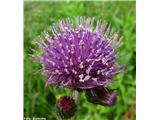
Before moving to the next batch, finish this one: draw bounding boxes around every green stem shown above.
[70,90,80,120]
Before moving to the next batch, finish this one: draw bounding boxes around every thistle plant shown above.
[32,16,124,119]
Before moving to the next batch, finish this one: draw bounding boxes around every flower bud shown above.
[56,96,77,119]
[85,86,117,106]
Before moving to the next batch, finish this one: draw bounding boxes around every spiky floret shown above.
[33,16,123,90]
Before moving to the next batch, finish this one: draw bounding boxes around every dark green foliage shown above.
[24,1,136,120]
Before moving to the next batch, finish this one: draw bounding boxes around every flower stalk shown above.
[70,90,79,120]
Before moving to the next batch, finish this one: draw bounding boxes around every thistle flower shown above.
[33,16,123,106]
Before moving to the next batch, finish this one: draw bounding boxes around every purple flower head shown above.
[33,16,125,106]
[34,16,123,90]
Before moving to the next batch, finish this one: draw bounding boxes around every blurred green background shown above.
[24,1,136,120]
